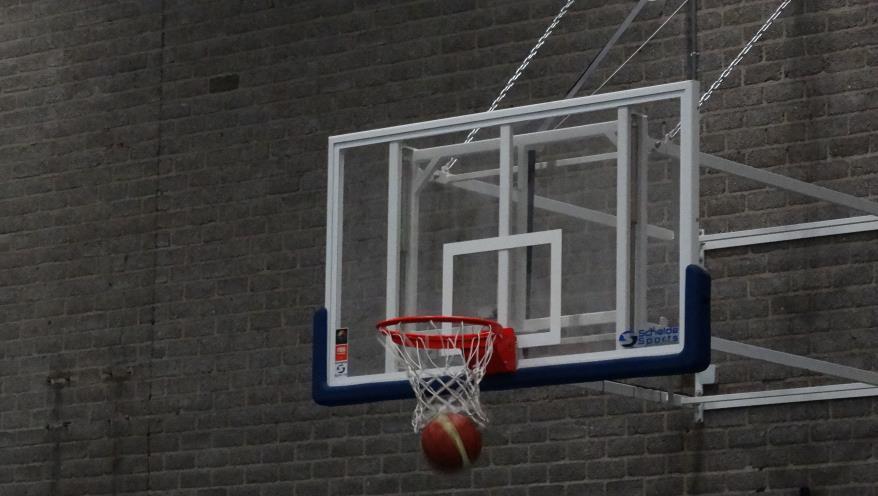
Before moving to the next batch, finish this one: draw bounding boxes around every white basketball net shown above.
[380,319,496,432]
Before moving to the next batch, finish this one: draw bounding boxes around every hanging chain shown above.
[442,0,576,172]
[664,0,793,142]
[482,0,576,116]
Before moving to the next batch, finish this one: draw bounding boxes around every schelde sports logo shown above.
[618,330,638,347]
[618,326,680,348]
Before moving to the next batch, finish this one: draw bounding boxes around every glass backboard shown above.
[314,81,710,405]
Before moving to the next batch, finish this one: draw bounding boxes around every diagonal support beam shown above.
[657,141,878,216]
[413,157,442,194]
[577,380,679,404]
[535,0,654,133]
[712,337,878,386]
[565,0,654,99]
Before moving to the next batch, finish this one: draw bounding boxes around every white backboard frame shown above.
[324,80,700,388]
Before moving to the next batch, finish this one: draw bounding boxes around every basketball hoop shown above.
[377,316,516,432]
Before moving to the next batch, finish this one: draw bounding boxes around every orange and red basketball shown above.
[420,412,482,472]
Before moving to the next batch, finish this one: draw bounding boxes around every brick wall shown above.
[1,0,876,495]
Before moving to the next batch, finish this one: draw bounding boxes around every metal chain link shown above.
[664,0,793,142]
[443,0,576,172]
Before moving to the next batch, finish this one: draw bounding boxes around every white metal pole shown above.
[385,142,402,372]
[678,81,700,341]
[404,171,421,316]
[615,107,632,348]
[701,215,878,250]
[634,114,649,331]
[498,125,514,326]
[326,145,345,384]
[442,250,454,317]
[511,145,529,334]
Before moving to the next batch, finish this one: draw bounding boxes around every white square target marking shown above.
[442,229,562,348]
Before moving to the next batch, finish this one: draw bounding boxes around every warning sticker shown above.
[334,328,348,377]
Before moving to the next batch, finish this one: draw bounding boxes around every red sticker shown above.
[335,344,348,361]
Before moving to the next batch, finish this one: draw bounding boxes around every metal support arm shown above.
[712,338,878,386]
[681,382,878,410]
[657,141,878,216]
[701,215,878,250]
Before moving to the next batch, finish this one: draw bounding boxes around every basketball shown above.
[420,412,482,472]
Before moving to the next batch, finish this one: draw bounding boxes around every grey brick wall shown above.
[1,0,877,495]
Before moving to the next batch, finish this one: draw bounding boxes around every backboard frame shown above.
[314,80,711,406]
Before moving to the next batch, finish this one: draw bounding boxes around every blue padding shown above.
[313,264,710,406]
